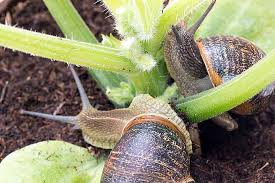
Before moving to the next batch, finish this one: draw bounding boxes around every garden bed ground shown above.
[0,0,274,182]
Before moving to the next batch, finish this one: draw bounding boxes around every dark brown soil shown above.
[0,0,274,182]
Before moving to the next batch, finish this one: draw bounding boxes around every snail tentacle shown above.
[21,66,192,151]
[20,65,93,126]
[69,65,93,111]
[188,0,216,35]
[20,110,77,124]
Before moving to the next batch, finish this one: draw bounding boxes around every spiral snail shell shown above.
[102,114,194,183]
[164,0,275,129]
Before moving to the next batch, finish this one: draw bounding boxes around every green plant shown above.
[0,141,105,183]
[0,0,274,120]
[0,0,274,182]
[0,0,274,121]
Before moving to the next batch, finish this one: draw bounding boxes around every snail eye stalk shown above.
[20,65,93,125]
[188,0,216,35]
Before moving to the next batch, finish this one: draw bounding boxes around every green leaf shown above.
[191,0,275,52]
[157,83,180,103]
[101,34,122,48]
[0,141,106,183]
[43,0,97,43]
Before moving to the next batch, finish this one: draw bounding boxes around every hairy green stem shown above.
[43,0,97,43]
[43,0,127,91]
[44,0,166,98]
[0,24,136,73]
[177,50,275,123]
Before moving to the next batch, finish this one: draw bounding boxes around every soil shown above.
[0,0,274,182]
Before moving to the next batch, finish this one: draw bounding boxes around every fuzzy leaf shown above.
[130,0,163,40]
[120,37,157,71]
[0,141,106,183]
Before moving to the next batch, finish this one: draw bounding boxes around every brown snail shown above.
[102,114,194,183]
[21,65,194,182]
[164,0,275,130]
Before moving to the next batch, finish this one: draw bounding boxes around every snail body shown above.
[164,0,275,117]
[77,94,192,153]
[21,65,194,181]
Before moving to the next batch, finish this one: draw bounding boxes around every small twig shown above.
[5,11,12,25]
[257,162,269,172]
[0,138,6,159]
[0,81,8,103]
[53,102,66,115]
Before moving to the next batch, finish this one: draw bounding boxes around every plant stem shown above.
[44,0,166,97]
[0,24,136,73]
[43,0,127,91]
[43,0,97,43]
[130,61,167,97]
[177,50,275,123]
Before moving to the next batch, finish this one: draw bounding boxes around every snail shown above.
[164,0,275,130]
[21,65,194,182]
[102,114,195,183]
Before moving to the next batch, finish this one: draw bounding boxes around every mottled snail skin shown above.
[197,36,274,115]
[78,108,139,149]
[102,115,194,183]
[77,94,193,153]
[21,65,192,153]
[164,21,207,97]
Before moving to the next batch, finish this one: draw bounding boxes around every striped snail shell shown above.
[197,36,274,115]
[164,0,275,116]
[101,114,194,183]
